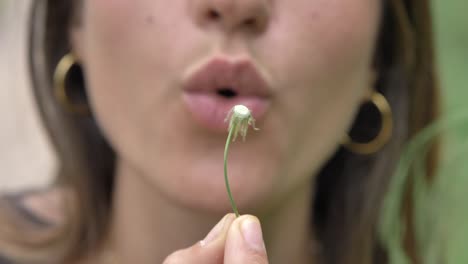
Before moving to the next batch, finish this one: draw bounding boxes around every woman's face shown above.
[72,0,381,212]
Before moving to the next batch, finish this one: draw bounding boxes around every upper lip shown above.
[183,56,271,97]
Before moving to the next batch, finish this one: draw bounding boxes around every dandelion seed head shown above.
[225,104,258,142]
[233,105,250,118]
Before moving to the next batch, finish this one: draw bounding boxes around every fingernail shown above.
[241,218,266,252]
[201,214,229,246]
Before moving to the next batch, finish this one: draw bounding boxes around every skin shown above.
[70,0,381,262]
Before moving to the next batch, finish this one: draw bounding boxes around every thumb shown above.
[224,215,269,264]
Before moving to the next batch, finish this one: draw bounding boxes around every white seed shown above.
[233,105,250,119]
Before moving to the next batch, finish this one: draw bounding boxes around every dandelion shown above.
[224,105,259,217]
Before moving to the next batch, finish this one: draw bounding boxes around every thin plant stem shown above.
[224,123,240,217]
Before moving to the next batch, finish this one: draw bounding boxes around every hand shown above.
[163,214,269,264]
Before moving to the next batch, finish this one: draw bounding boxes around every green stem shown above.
[224,124,240,217]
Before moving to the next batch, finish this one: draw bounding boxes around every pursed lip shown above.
[182,55,271,131]
[183,56,271,97]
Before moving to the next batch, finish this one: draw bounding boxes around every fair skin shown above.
[66,0,382,263]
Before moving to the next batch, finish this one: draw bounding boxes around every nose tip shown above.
[194,0,270,34]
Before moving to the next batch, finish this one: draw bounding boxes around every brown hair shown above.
[0,0,439,263]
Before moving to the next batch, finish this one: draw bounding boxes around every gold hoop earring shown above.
[53,53,89,114]
[342,91,393,155]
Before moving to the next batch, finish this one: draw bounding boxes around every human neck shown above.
[102,159,317,263]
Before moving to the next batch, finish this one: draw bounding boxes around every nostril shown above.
[243,18,256,27]
[207,9,221,20]
[217,88,238,98]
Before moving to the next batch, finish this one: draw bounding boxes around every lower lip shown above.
[182,91,269,131]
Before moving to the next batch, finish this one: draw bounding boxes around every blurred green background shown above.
[432,2,468,263]
[434,0,468,114]
[380,2,468,263]
[433,0,468,157]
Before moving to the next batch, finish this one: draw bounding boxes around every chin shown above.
[150,154,279,215]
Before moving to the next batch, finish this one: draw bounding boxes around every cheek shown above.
[82,0,199,64]
[81,0,182,86]
[259,0,381,183]
[270,0,380,66]
[79,0,199,156]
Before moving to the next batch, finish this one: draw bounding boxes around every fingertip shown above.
[225,215,268,264]
[239,216,266,253]
[231,214,260,226]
